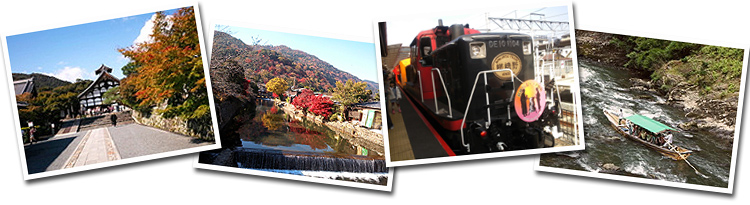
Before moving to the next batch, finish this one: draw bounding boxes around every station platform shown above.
[388,87,455,161]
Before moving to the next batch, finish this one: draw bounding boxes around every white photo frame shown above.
[375,2,586,167]
[534,26,748,194]
[2,1,221,180]
[193,20,394,192]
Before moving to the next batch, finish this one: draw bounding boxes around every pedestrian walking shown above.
[387,82,402,113]
[29,127,36,144]
[110,114,118,127]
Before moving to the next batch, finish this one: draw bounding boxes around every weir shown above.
[235,148,387,173]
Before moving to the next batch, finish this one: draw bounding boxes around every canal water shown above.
[540,62,734,188]
[235,100,386,173]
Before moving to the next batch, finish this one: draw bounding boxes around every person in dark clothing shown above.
[110,114,118,127]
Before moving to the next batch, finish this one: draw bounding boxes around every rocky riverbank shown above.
[577,30,739,142]
[629,75,737,142]
[575,29,630,69]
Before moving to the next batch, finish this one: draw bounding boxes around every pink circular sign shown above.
[514,80,546,122]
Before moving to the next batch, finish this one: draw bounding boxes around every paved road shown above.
[107,124,213,159]
[24,133,84,174]
[24,123,214,174]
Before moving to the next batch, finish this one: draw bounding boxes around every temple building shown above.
[13,77,36,108]
[78,64,120,114]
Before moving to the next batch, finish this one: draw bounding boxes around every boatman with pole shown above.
[663,131,673,147]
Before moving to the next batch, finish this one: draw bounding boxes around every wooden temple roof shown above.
[77,65,120,98]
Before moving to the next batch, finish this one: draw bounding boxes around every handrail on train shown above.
[459,69,516,152]
[430,68,453,118]
[417,70,424,102]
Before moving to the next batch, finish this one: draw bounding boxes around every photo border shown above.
[192,19,394,192]
[534,25,748,194]
[374,1,586,167]
[1,1,222,180]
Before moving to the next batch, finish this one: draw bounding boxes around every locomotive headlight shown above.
[523,41,532,55]
[469,42,486,59]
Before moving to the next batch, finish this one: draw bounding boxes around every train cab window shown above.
[419,37,433,66]
[419,37,432,57]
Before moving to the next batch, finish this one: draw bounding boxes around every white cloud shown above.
[117,55,130,63]
[53,66,86,82]
[133,13,173,45]
[133,14,158,45]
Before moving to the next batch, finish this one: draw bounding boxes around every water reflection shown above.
[235,100,380,158]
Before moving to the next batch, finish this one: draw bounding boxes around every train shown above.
[392,20,559,154]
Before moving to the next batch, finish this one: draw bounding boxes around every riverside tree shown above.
[291,89,314,111]
[308,95,334,118]
[331,79,372,119]
[331,79,372,107]
[265,77,289,98]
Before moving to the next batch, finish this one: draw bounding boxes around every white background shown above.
[1,0,748,203]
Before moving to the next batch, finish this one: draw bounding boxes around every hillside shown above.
[12,73,71,91]
[363,79,379,94]
[211,31,378,93]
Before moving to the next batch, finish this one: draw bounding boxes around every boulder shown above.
[602,163,620,171]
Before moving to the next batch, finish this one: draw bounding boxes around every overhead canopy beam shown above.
[488,17,569,32]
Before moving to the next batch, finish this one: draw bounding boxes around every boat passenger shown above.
[627,121,634,135]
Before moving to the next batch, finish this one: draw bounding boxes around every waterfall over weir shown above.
[235,148,387,173]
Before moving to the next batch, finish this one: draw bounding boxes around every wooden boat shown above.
[603,109,692,160]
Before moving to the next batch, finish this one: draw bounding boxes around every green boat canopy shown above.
[624,115,677,134]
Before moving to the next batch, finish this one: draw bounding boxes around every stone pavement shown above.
[63,127,121,169]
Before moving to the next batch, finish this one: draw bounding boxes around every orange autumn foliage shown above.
[118,7,209,120]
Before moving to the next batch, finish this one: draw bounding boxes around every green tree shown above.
[121,61,140,76]
[102,86,121,105]
[624,37,699,70]
[331,79,372,107]
[265,77,289,97]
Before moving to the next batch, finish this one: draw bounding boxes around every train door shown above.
[413,36,435,100]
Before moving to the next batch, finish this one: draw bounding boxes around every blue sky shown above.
[386,6,570,45]
[5,8,181,82]
[223,25,379,82]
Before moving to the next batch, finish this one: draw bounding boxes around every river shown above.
[235,99,386,171]
[238,100,384,158]
[539,62,734,188]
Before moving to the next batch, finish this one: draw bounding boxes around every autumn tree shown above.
[331,79,372,107]
[308,95,334,118]
[118,7,209,122]
[117,7,213,139]
[291,89,313,111]
[265,77,288,98]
